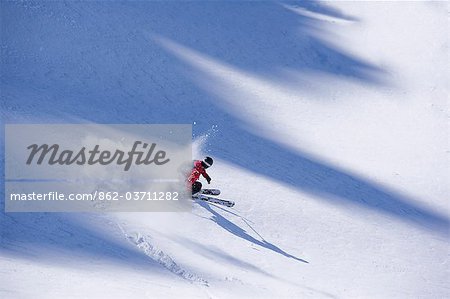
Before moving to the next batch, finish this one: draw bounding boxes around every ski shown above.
[193,194,235,207]
[200,188,221,196]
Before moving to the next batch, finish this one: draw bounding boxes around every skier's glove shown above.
[206,178,211,184]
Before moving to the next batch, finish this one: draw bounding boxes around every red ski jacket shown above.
[188,160,211,184]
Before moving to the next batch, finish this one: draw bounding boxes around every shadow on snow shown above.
[196,201,308,263]
[1,1,448,267]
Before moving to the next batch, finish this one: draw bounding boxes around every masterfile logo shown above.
[5,124,192,212]
[26,141,170,171]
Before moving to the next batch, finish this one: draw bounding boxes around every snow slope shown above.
[1,1,449,298]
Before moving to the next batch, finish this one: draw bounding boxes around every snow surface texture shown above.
[1,1,449,298]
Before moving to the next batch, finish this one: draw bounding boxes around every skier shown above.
[188,156,213,195]
[187,156,233,207]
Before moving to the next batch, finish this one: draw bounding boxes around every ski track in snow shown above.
[120,227,209,286]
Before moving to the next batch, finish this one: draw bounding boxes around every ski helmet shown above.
[203,156,213,168]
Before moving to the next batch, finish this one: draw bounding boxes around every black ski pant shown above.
[192,181,202,195]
